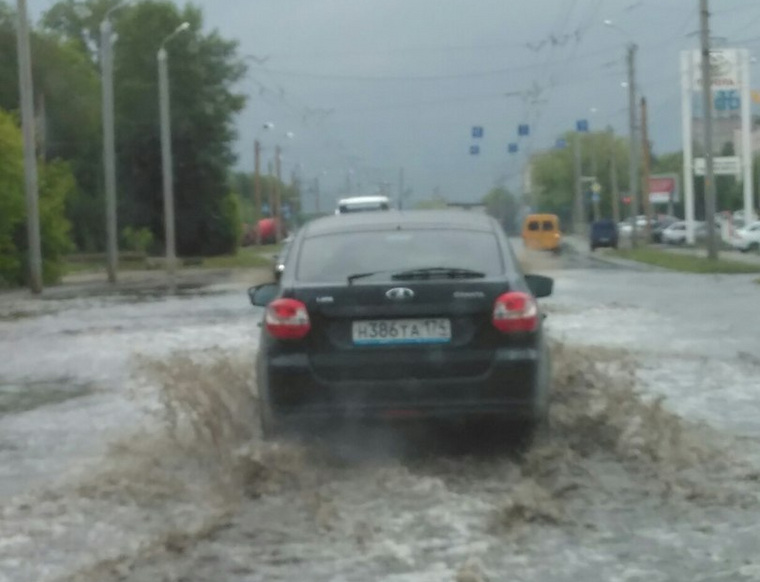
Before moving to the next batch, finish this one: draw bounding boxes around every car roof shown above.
[337,195,390,205]
[303,209,498,236]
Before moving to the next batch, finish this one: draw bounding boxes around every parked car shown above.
[248,210,554,439]
[730,221,760,253]
[650,216,679,243]
[590,219,618,251]
[522,213,561,253]
[662,220,719,245]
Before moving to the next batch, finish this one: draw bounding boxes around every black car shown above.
[248,210,554,438]
[590,219,619,251]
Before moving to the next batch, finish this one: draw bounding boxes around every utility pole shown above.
[398,167,405,210]
[573,134,584,234]
[700,0,718,260]
[16,0,43,294]
[611,149,621,224]
[641,96,653,241]
[267,160,274,220]
[627,42,640,247]
[591,135,600,222]
[158,47,176,284]
[254,139,261,244]
[314,177,321,214]
[101,17,118,283]
[275,145,282,243]
[608,126,621,224]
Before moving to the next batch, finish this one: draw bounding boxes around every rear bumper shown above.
[258,347,549,423]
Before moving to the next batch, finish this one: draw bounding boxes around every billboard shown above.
[692,49,740,90]
[649,175,679,205]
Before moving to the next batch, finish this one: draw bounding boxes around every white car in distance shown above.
[731,221,760,253]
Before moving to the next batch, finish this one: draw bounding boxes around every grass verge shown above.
[64,245,277,275]
[611,248,760,274]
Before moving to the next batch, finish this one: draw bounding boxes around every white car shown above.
[731,221,760,253]
[335,196,391,214]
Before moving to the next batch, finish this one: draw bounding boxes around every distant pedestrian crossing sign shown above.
[470,145,480,155]
[472,126,484,138]
[508,143,518,153]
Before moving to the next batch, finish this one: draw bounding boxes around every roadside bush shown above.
[0,109,74,287]
[122,225,155,254]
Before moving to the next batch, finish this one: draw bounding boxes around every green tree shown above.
[0,108,73,287]
[41,0,248,256]
[0,108,25,286]
[1,1,102,251]
[530,131,630,229]
[482,187,519,234]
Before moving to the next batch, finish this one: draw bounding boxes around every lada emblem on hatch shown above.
[385,287,415,301]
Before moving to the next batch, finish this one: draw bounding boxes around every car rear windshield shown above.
[296,228,505,282]
[542,220,555,231]
[338,202,389,213]
[527,221,539,231]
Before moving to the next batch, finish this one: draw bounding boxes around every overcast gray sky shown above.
[30,0,760,208]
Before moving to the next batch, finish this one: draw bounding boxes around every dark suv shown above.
[248,210,554,438]
[590,219,619,251]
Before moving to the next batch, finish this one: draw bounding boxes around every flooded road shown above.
[1,251,759,582]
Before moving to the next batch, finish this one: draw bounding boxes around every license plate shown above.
[352,318,451,345]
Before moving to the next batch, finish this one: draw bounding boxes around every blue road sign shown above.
[472,126,484,138]
[470,145,480,155]
[576,119,589,132]
[508,143,519,154]
[714,90,740,112]
[282,204,292,220]
[555,138,567,149]
[262,203,270,215]
[518,124,530,136]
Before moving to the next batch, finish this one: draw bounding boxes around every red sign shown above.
[649,177,676,204]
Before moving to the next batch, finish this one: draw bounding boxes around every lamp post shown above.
[157,22,190,286]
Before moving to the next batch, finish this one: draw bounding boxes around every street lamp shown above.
[603,18,640,247]
[157,21,190,286]
[100,0,130,284]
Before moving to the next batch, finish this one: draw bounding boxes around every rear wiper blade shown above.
[347,270,390,285]
[391,267,486,280]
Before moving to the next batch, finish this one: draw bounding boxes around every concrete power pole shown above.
[641,96,653,241]
[608,126,621,224]
[627,42,640,247]
[16,0,43,294]
[254,140,261,244]
[573,134,584,234]
[398,167,405,210]
[591,135,600,222]
[101,17,118,283]
[158,47,177,283]
[275,145,282,243]
[700,0,719,260]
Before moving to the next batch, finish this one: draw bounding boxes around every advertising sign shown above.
[649,176,679,204]
[692,49,740,90]
[693,156,741,176]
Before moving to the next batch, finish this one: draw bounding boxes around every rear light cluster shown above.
[266,298,311,339]
[492,291,538,333]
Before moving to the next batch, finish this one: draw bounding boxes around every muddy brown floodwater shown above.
[1,252,759,582]
[56,340,760,582]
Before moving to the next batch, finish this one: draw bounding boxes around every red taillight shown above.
[492,292,538,333]
[265,298,311,340]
